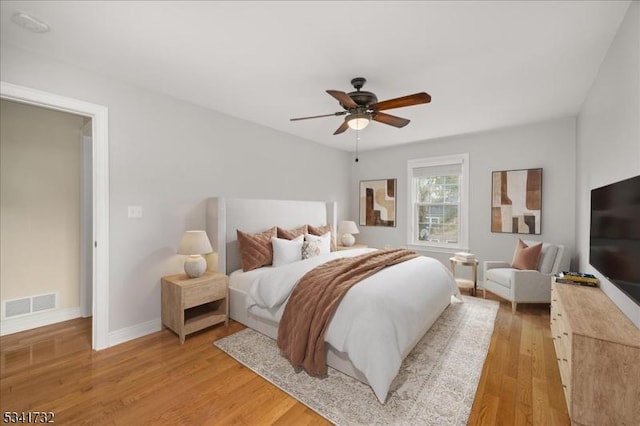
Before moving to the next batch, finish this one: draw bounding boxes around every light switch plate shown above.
[127,205,142,218]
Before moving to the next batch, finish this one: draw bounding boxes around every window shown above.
[407,153,469,251]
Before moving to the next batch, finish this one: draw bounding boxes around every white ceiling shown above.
[0,1,631,151]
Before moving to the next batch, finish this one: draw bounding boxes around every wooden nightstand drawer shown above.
[183,279,227,308]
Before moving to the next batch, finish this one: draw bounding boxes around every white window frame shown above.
[407,153,469,253]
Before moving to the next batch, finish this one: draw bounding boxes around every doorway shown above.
[0,81,109,350]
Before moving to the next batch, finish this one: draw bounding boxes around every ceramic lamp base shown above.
[184,255,206,278]
[341,233,355,247]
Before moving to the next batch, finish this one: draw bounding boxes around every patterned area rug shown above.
[214,296,499,425]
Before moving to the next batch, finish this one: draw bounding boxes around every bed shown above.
[206,197,459,403]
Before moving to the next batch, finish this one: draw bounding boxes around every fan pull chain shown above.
[355,129,360,163]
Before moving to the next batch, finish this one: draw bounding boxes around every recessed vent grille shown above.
[32,293,56,312]
[3,293,58,318]
[5,298,31,317]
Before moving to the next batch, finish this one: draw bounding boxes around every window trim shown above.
[406,153,469,252]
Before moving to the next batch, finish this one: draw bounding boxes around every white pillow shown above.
[271,236,303,267]
[304,232,331,255]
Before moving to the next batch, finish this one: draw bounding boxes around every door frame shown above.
[1,81,110,350]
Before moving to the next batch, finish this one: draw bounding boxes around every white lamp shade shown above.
[338,220,360,235]
[177,230,213,255]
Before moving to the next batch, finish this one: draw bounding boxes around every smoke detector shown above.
[11,12,50,33]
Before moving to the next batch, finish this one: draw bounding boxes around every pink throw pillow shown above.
[511,239,542,270]
[237,227,277,271]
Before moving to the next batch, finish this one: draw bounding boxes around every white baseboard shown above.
[0,307,81,336]
[108,318,162,347]
[1,312,163,348]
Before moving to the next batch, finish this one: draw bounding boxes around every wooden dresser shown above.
[550,279,640,425]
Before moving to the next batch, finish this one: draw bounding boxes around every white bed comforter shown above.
[245,248,459,403]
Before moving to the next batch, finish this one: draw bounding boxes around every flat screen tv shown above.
[590,174,640,306]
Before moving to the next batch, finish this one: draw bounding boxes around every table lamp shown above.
[338,220,360,247]
[177,230,213,278]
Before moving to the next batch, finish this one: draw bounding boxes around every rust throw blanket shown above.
[277,248,419,376]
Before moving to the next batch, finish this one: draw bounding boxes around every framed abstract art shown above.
[359,179,397,227]
[491,168,542,234]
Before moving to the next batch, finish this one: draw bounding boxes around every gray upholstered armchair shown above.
[483,241,570,313]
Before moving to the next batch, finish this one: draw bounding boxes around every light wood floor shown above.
[1,292,569,425]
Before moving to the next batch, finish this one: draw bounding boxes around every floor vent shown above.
[3,293,58,318]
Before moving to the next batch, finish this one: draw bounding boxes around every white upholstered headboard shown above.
[206,198,337,274]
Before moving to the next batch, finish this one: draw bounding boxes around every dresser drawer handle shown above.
[562,358,568,362]
[557,313,562,316]
[563,332,569,336]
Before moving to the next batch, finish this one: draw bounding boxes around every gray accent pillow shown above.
[538,245,559,274]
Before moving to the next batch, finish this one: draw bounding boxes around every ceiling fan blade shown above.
[290,111,347,121]
[327,90,358,108]
[371,92,431,111]
[373,112,411,128]
[333,121,349,135]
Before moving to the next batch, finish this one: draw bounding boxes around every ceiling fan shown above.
[290,77,431,135]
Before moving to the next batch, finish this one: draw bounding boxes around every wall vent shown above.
[2,293,58,318]
[32,293,56,312]
[5,298,31,317]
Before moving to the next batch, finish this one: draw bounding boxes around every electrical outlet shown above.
[127,205,143,218]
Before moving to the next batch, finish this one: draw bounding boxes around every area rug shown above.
[214,296,499,425]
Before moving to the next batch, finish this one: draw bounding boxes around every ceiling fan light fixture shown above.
[290,77,430,136]
[347,112,370,130]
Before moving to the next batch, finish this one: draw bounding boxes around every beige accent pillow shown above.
[304,232,331,255]
[237,227,277,272]
[302,240,322,259]
[276,225,308,240]
[308,224,336,251]
[511,239,543,270]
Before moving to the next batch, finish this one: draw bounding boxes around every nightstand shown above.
[449,257,480,297]
[161,271,228,344]
[336,244,368,251]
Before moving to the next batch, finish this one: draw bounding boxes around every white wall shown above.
[1,99,84,311]
[349,117,577,274]
[576,2,639,327]
[1,2,636,339]
[0,43,351,337]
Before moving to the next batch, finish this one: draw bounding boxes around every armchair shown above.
[483,240,570,313]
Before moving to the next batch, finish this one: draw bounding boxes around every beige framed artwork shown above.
[359,179,397,227]
[491,168,542,234]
